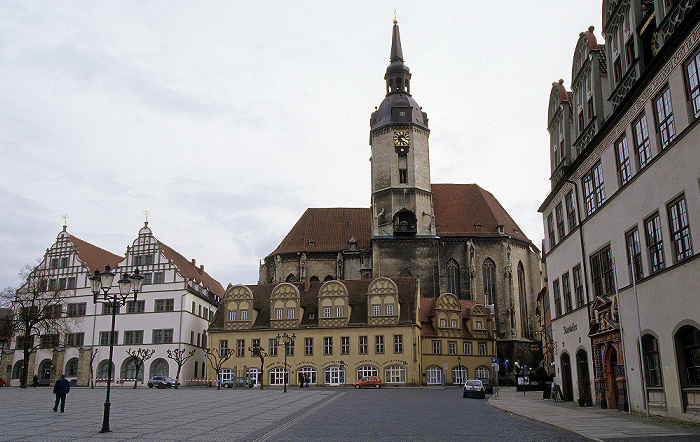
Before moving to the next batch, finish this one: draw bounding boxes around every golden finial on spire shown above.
[61,214,68,226]
[393,9,397,24]
[142,210,149,223]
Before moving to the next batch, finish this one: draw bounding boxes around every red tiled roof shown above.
[432,183,530,242]
[268,208,372,257]
[158,241,225,297]
[69,235,123,273]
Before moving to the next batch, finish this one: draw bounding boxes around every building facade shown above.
[208,277,496,387]
[540,0,700,421]
[258,19,543,374]
[1,223,222,387]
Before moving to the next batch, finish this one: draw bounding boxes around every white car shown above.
[462,379,486,398]
[147,376,179,388]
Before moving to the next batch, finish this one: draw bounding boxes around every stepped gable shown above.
[69,235,123,273]
[157,241,224,297]
[268,208,371,256]
[432,183,529,242]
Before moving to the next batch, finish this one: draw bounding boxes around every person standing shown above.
[53,374,70,412]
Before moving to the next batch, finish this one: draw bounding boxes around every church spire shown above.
[385,19,411,95]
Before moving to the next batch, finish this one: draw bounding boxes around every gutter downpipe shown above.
[565,180,597,392]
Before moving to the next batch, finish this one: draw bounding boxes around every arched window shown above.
[399,268,412,277]
[483,259,496,306]
[324,366,345,385]
[518,262,528,337]
[65,358,79,378]
[97,360,114,380]
[323,275,334,281]
[447,259,460,298]
[453,366,467,385]
[385,365,406,384]
[121,357,143,381]
[426,366,442,385]
[393,209,417,236]
[475,366,490,379]
[150,358,169,378]
[356,365,378,381]
[642,334,662,387]
[286,274,297,283]
[297,367,317,385]
[269,367,288,385]
[12,361,24,379]
[220,368,232,382]
[247,367,260,385]
[309,276,319,282]
[675,325,700,387]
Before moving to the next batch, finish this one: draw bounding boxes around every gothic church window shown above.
[482,259,496,306]
[446,259,460,298]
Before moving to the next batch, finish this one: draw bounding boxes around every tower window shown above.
[398,153,407,183]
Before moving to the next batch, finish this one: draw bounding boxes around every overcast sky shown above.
[0,1,604,290]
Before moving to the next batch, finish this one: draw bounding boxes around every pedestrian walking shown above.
[299,372,305,388]
[32,374,39,387]
[53,374,70,412]
[304,373,310,387]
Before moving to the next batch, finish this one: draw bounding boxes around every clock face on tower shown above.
[393,130,410,147]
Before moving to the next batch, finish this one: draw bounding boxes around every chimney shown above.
[191,258,196,267]
[200,264,204,273]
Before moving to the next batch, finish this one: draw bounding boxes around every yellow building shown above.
[207,277,495,387]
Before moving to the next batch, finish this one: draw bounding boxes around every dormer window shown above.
[241,310,248,321]
[287,308,295,319]
[440,319,446,327]
[386,305,394,315]
[276,309,283,320]
[451,320,457,328]
[337,306,343,317]
[476,321,483,329]
[373,305,380,316]
[229,311,236,321]
[324,307,331,318]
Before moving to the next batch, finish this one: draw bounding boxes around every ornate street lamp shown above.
[90,265,143,433]
[276,332,295,393]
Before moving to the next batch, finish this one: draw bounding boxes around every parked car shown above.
[463,379,486,398]
[477,377,494,394]
[0,377,6,387]
[222,377,254,388]
[147,376,179,388]
[353,376,382,389]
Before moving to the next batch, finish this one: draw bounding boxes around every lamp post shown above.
[276,332,295,393]
[89,265,143,433]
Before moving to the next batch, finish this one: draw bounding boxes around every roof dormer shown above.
[318,280,350,328]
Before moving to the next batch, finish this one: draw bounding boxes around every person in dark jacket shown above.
[53,374,70,412]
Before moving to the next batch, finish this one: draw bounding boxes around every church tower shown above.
[370,19,439,297]
[370,19,434,238]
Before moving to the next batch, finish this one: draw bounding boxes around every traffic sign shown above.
[491,357,499,364]
[504,359,510,366]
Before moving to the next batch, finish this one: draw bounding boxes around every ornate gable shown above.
[318,280,350,328]
[223,285,255,330]
[270,283,301,329]
[434,293,462,337]
[367,277,400,326]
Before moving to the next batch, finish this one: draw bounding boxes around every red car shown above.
[353,376,382,389]
[0,378,6,387]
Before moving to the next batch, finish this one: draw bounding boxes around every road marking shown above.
[251,392,344,442]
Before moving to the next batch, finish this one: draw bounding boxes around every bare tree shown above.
[88,347,98,389]
[203,347,233,390]
[250,344,267,390]
[1,266,77,388]
[166,348,196,386]
[125,348,156,388]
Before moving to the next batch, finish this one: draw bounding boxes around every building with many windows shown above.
[208,277,495,387]
[1,222,222,387]
[256,19,543,375]
[540,0,700,421]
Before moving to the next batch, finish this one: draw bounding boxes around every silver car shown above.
[462,379,486,398]
[147,376,179,388]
